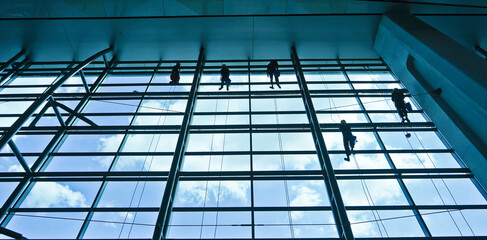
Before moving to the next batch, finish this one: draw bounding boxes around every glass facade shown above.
[0,53,486,239]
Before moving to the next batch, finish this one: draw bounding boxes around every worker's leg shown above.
[269,74,274,89]
[275,72,281,89]
[219,79,224,90]
[343,137,351,161]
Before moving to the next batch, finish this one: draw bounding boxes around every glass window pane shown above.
[174,181,251,207]
[254,180,330,207]
[6,212,87,239]
[21,181,101,208]
[98,181,166,207]
[84,212,157,239]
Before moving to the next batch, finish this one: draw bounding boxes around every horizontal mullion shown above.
[7,128,437,135]
[0,171,170,178]
[0,168,468,179]
[11,63,380,72]
[0,110,425,118]
[1,80,397,89]
[12,207,159,212]
[170,205,487,212]
[11,66,389,77]
[0,149,453,158]
[15,204,485,213]
[8,122,437,135]
[178,174,471,181]
[32,177,168,182]
[0,92,409,100]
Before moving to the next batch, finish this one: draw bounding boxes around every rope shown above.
[273,98,295,238]
[119,85,176,238]
[403,132,463,235]
[93,99,184,114]
[373,81,463,235]
[126,85,176,238]
[212,99,232,239]
[412,131,475,236]
[199,98,220,238]
[351,155,388,237]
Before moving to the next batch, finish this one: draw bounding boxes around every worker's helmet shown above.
[340,120,346,124]
[222,64,227,67]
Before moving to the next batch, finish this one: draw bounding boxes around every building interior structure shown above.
[0,0,487,239]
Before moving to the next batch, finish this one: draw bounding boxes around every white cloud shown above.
[290,186,322,206]
[23,182,87,208]
[8,164,23,172]
[176,181,250,207]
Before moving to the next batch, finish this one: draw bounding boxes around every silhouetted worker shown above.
[391,88,410,123]
[340,120,356,161]
[169,62,181,84]
[219,64,231,91]
[267,60,281,89]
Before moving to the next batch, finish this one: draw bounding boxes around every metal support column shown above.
[152,47,205,240]
[291,47,354,240]
[0,47,112,152]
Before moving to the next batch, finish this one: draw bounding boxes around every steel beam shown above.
[475,45,487,60]
[48,96,66,127]
[152,48,205,240]
[0,226,27,240]
[53,101,98,126]
[7,141,31,174]
[291,47,354,239]
[79,70,91,93]
[0,47,112,152]
[0,48,113,226]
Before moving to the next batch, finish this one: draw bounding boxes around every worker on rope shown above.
[219,64,231,91]
[169,62,181,84]
[267,60,281,89]
[340,120,356,161]
[391,88,410,123]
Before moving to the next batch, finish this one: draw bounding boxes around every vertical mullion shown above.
[153,48,205,240]
[340,60,432,237]
[248,59,255,239]
[291,47,354,240]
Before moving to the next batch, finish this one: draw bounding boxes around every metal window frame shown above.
[0,50,485,240]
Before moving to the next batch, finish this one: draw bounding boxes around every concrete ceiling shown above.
[0,0,486,62]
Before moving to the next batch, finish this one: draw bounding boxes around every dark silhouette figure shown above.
[169,62,181,84]
[267,60,281,89]
[391,88,410,123]
[340,120,356,161]
[219,64,231,91]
